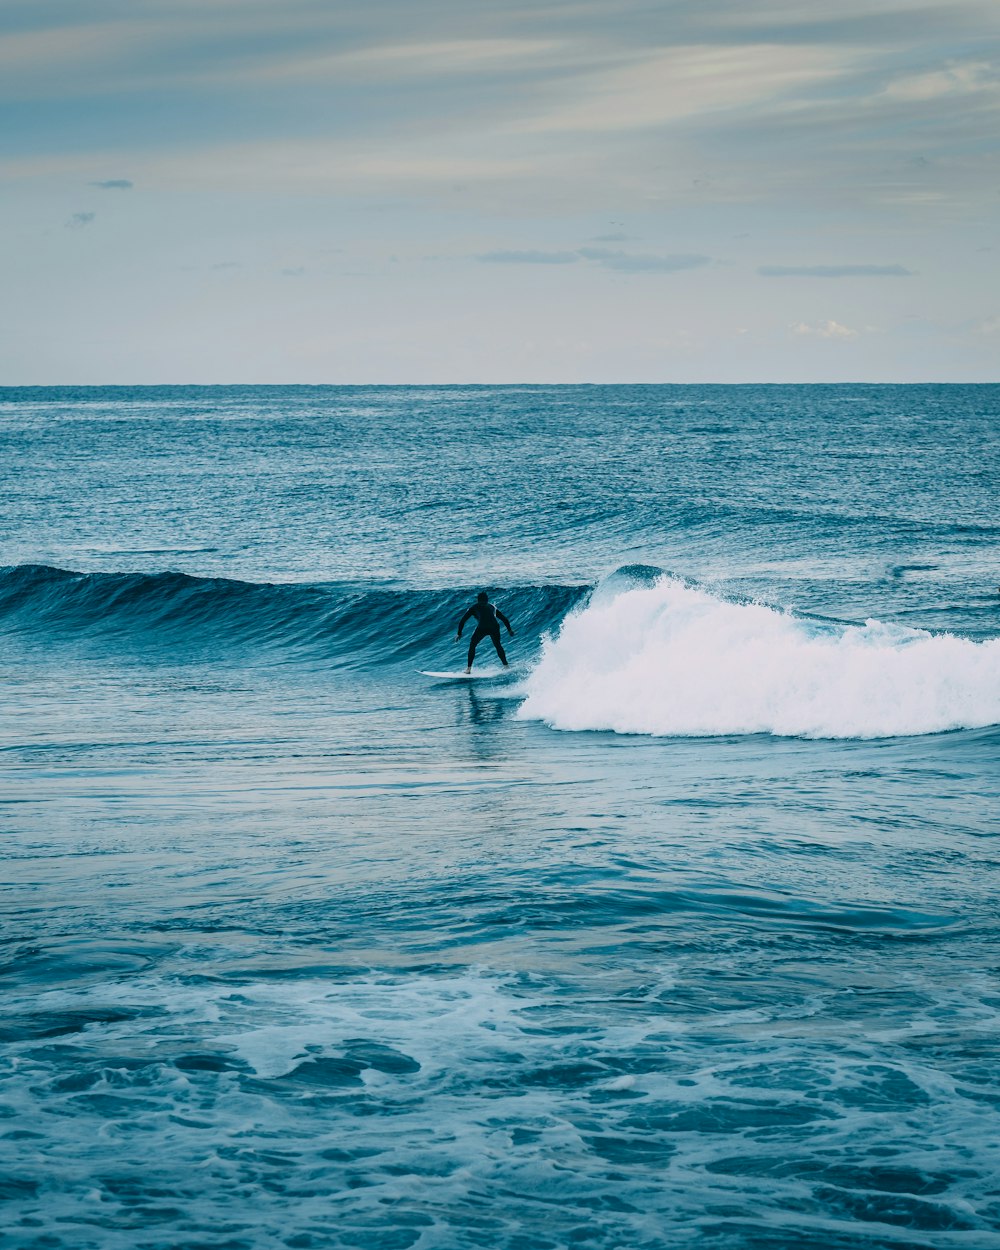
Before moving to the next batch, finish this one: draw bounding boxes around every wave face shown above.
[519,572,1000,739]
[0,565,585,668]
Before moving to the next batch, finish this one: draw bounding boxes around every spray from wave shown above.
[518,572,1000,739]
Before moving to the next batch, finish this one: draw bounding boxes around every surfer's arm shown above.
[496,609,514,635]
[456,606,475,638]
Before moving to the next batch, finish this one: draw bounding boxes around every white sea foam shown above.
[518,577,1000,738]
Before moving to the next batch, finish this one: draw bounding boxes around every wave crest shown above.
[518,575,1000,739]
[0,565,585,668]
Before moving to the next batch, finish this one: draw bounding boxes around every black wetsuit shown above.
[457,599,513,669]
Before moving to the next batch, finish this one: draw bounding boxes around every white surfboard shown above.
[419,669,504,680]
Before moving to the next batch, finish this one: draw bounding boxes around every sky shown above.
[1,0,999,383]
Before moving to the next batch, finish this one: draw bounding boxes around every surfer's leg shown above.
[467,627,486,671]
[490,629,509,666]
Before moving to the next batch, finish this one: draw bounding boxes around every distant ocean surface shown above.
[2,384,999,1250]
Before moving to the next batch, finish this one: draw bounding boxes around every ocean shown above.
[2,383,999,1250]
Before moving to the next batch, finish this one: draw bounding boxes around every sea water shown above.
[1,384,999,1250]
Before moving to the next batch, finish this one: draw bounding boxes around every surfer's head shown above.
[477,591,488,602]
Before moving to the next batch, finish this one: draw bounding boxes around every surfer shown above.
[457,592,514,674]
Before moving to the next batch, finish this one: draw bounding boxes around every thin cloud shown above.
[65,211,95,228]
[90,178,132,189]
[3,3,997,222]
[478,248,711,273]
[579,248,710,273]
[759,264,913,277]
[251,38,567,87]
[514,42,846,136]
[881,59,998,103]
[791,320,859,339]
[5,4,994,227]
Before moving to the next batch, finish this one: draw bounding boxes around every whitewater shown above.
[520,573,1000,739]
[2,384,1000,1250]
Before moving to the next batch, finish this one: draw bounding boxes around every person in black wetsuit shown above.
[457,592,514,673]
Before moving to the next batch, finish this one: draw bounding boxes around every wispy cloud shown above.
[65,211,95,228]
[90,178,132,189]
[881,59,999,103]
[513,43,846,136]
[4,1,997,224]
[760,264,912,277]
[248,38,568,87]
[578,248,709,273]
[791,320,859,339]
[478,247,710,273]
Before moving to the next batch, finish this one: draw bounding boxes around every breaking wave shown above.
[519,572,1000,739]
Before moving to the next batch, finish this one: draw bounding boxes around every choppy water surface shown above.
[2,385,999,1249]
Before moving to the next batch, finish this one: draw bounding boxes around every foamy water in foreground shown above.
[2,384,999,1250]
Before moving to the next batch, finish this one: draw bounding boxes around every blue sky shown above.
[2,0,998,382]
